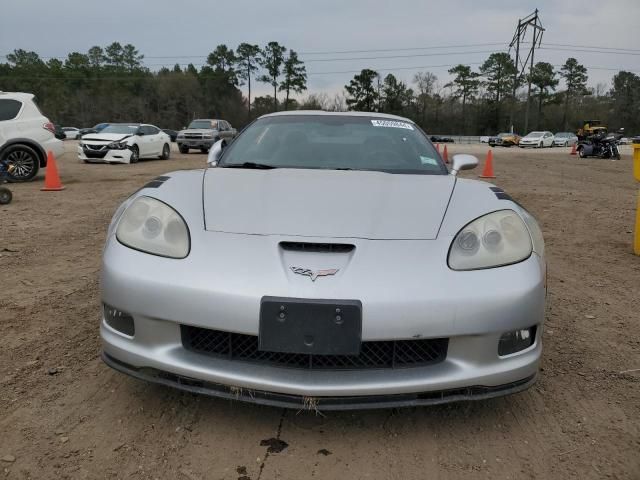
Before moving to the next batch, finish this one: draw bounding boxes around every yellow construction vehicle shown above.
[577,120,607,140]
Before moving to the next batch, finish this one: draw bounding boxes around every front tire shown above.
[179,145,189,154]
[160,143,170,160]
[0,187,12,205]
[578,146,586,158]
[200,147,210,154]
[130,145,139,164]
[4,144,40,182]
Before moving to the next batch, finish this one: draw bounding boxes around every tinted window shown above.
[101,125,139,135]
[188,120,212,129]
[0,99,23,121]
[143,125,159,135]
[220,115,447,175]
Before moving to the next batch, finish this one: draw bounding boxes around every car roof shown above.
[259,110,416,123]
[0,91,35,100]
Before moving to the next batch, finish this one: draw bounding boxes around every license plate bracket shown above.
[259,297,362,355]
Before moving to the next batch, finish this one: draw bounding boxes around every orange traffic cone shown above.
[41,151,65,191]
[442,144,449,164]
[479,150,496,179]
[570,143,577,155]
[435,143,440,154]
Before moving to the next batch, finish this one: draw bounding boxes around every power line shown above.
[541,46,640,56]
[1,42,509,61]
[298,42,506,55]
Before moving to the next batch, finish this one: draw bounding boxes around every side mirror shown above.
[207,139,227,167]
[450,154,478,176]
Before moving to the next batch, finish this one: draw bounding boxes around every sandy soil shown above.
[0,141,638,479]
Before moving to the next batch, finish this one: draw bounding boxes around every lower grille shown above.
[181,325,448,370]
[83,149,108,158]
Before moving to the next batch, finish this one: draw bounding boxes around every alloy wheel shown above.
[6,150,36,180]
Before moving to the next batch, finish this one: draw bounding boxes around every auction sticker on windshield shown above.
[371,120,414,130]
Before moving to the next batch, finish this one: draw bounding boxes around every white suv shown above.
[0,92,64,182]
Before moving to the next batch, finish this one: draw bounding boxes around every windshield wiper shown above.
[221,162,277,170]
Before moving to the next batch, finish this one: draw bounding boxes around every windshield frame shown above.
[217,114,449,175]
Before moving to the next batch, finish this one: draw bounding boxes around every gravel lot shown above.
[1,141,638,479]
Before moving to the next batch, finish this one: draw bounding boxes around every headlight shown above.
[177,134,185,139]
[116,196,190,258]
[519,208,545,257]
[448,210,532,270]
[107,141,129,149]
[203,134,213,139]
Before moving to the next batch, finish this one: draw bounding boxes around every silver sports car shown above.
[101,111,546,410]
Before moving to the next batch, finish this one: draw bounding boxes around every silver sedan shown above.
[100,111,546,410]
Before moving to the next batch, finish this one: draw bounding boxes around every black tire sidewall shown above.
[3,144,40,182]
[0,187,11,204]
[162,144,170,160]
[130,145,139,163]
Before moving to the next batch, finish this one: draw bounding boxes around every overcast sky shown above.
[3,0,640,100]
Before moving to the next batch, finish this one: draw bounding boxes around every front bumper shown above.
[101,230,546,406]
[103,352,537,410]
[177,139,215,149]
[77,145,133,164]
[519,140,542,147]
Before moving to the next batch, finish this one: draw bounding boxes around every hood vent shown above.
[279,242,355,253]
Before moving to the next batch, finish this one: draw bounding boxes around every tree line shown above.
[0,41,307,130]
[343,54,640,135]
[1,42,639,135]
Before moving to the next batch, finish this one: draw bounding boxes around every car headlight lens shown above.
[448,210,532,270]
[107,141,129,150]
[203,134,213,139]
[116,196,190,258]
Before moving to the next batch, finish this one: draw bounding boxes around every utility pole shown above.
[509,9,544,133]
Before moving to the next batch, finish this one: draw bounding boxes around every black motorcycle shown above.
[576,133,621,160]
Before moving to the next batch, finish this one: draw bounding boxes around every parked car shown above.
[519,131,554,148]
[78,123,171,164]
[0,91,64,182]
[78,123,110,138]
[162,129,178,142]
[430,135,454,143]
[488,132,521,147]
[54,124,66,140]
[552,132,578,147]
[177,119,237,154]
[62,127,80,139]
[480,136,490,143]
[101,111,546,410]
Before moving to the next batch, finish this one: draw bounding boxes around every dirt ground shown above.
[0,141,638,480]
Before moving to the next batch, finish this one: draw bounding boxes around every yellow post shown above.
[634,140,640,255]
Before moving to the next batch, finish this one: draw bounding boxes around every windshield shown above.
[100,125,138,135]
[188,120,217,129]
[219,115,447,175]
[526,131,544,137]
[555,132,570,137]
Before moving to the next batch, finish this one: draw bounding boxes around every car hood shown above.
[203,168,455,240]
[82,133,132,142]
[180,128,218,134]
[522,136,543,140]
